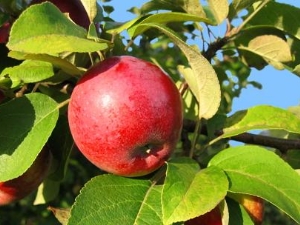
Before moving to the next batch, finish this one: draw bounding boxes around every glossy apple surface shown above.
[30,0,90,29]
[68,56,183,177]
[0,147,52,205]
[185,205,222,225]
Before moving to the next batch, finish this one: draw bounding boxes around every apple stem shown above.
[57,98,70,109]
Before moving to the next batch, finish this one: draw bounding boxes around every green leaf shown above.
[238,35,292,70]
[248,2,300,41]
[206,0,229,24]
[209,145,300,224]
[81,0,96,23]
[68,175,163,225]
[234,26,288,70]
[211,105,300,143]
[162,158,228,224]
[286,150,300,169]
[106,16,146,35]
[128,12,211,38]
[135,23,221,119]
[140,0,206,17]
[0,93,59,181]
[226,197,254,225]
[8,52,82,76]
[34,179,60,205]
[1,60,54,87]
[7,2,109,54]
[228,0,262,20]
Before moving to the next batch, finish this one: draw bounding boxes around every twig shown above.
[183,120,300,153]
[225,132,300,153]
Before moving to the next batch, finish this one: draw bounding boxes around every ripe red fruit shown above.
[185,206,222,225]
[68,56,183,177]
[0,147,52,205]
[230,194,264,225]
[30,0,90,29]
[0,22,11,44]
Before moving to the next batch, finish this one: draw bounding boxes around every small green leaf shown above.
[211,105,300,143]
[0,93,59,181]
[128,12,211,38]
[248,2,300,41]
[209,146,300,224]
[162,157,228,224]
[8,52,82,76]
[140,0,206,17]
[81,0,97,23]
[226,197,254,225]
[68,175,163,225]
[228,0,262,20]
[238,35,292,70]
[1,60,54,86]
[34,179,60,205]
[135,23,221,119]
[106,16,146,35]
[206,0,229,24]
[7,2,109,54]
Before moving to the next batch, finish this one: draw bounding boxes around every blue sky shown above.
[103,1,300,114]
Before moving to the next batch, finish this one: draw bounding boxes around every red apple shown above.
[0,147,52,205]
[0,22,11,44]
[229,193,264,225]
[68,56,183,177]
[30,0,90,29]
[185,205,222,225]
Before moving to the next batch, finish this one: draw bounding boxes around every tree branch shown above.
[217,131,300,153]
[183,119,300,153]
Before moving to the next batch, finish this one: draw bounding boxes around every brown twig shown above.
[225,132,300,153]
[183,119,300,153]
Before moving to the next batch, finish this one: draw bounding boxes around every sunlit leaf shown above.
[0,60,54,87]
[238,35,292,70]
[81,0,97,23]
[228,0,262,20]
[209,146,300,224]
[0,93,59,181]
[128,12,211,38]
[8,52,82,76]
[68,175,163,225]
[7,2,109,54]
[206,0,229,24]
[162,158,228,224]
[140,0,206,17]
[211,105,300,143]
[248,2,300,41]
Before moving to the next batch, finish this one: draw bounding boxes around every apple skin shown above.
[30,0,90,29]
[185,205,222,225]
[229,193,264,225]
[68,56,183,177]
[0,22,11,44]
[0,147,52,206]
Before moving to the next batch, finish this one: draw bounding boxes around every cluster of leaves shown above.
[1,0,300,224]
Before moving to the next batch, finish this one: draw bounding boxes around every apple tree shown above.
[1,0,300,224]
